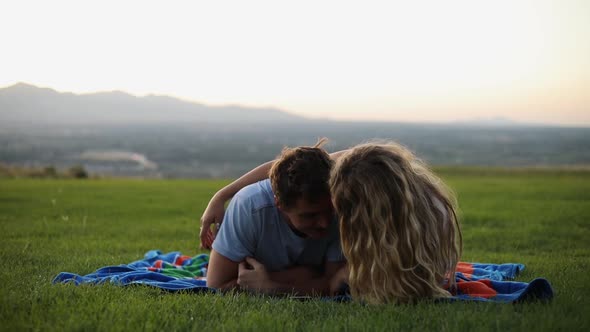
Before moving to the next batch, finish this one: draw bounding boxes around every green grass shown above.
[1,169,589,331]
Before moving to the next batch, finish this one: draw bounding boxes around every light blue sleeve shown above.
[211,193,258,263]
[325,236,345,263]
[325,218,345,263]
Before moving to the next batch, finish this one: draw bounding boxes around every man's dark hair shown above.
[269,138,333,208]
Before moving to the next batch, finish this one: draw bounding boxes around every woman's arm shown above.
[199,150,349,249]
[199,160,275,249]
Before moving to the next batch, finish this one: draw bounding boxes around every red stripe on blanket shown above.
[457,280,497,298]
[456,262,474,278]
[175,255,192,266]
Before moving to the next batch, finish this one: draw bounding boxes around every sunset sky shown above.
[1,0,588,126]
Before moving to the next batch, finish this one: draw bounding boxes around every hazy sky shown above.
[1,0,589,125]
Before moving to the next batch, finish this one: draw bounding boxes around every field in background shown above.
[1,169,589,331]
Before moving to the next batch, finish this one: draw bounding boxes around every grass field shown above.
[1,169,589,331]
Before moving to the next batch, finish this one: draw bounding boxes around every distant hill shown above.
[0,83,307,126]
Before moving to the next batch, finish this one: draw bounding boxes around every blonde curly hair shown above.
[330,142,462,304]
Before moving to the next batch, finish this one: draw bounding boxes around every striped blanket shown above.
[53,250,553,302]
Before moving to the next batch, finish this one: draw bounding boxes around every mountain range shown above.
[0,83,306,126]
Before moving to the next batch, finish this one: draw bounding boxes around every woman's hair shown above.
[330,141,462,304]
[269,138,333,208]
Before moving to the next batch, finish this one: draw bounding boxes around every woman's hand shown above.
[329,264,349,296]
[199,195,226,249]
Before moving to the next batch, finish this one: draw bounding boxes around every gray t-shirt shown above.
[212,179,344,272]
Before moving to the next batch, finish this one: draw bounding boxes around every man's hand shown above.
[237,257,276,293]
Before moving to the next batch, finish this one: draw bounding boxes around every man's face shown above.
[278,195,334,239]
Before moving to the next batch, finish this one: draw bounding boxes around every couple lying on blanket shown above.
[200,139,461,304]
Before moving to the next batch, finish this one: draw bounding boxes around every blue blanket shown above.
[53,250,553,302]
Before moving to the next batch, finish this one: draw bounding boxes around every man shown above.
[206,142,345,295]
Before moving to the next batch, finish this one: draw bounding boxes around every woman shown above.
[200,140,462,303]
[329,142,461,303]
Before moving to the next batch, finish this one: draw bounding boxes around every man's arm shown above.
[237,258,345,296]
[285,261,345,296]
[206,249,239,290]
[207,250,340,295]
